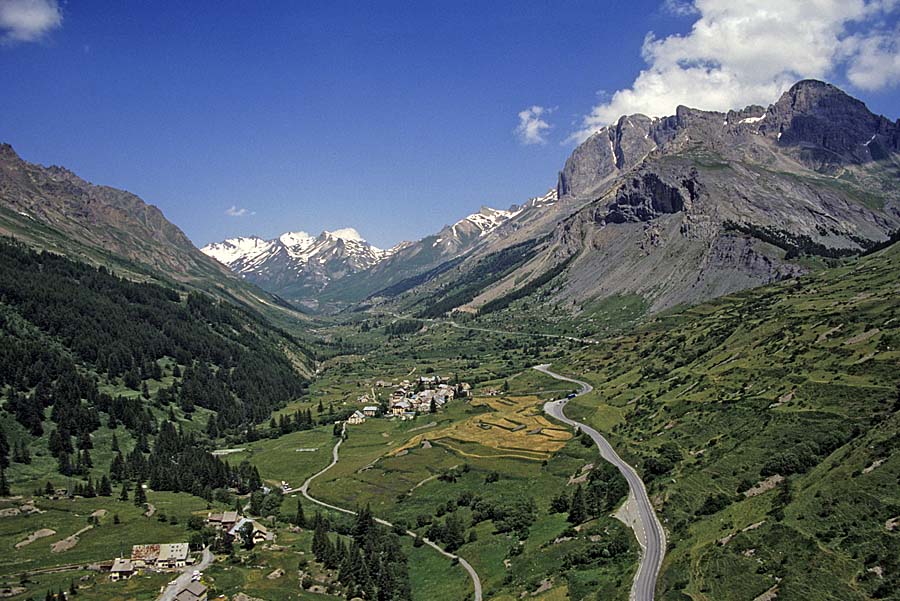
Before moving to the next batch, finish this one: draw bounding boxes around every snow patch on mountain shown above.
[202,236,274,268]
[325,227,365,243]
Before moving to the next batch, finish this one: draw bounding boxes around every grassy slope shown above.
[556,244,900,600]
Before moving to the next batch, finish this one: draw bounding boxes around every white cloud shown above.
[0,0,62,43]
[662,0,699,17]
[225,206,254,217]
[841,27,900,89]
[572,0,900,141]
[515,105,552,145]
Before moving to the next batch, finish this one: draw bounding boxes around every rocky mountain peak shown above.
[762,79,899,167]
[324,227,366,243]
[0,143,18,160]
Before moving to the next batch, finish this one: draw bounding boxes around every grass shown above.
[219,427,336,490]
[551,243,900,600]
[0,491,222,600]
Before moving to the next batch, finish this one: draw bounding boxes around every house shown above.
[109,558,134,581]
[418,375,442,387]
[347,410,366,425]
[176,582,208,601]
[130,544,160,568]
[130,543,189,568]
[158,543,190,568]
[228,518,271,544]
[391,400,412,415]
[357,394,372,404]
[207,510,239,531]
[400,411,416,421]
[375,380,391,388]
[362,405,379,417]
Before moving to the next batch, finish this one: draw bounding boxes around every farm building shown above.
[109,558,134,581]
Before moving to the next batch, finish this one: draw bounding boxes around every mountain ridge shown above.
[201,190,559,309]
[0,142,307,323]
[362,80,900,319]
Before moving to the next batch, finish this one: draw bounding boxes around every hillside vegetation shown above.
[0,239,312,489]
[558,242,900,600]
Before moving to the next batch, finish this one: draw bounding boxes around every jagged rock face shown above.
[525,80,900,314]
[604,170,699,224]
[557,114,670,199]
[761,80,900,169]
[558,80,900,201]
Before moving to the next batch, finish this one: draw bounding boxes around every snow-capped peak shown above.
[279,231,315,247]
[201,236,272,266]
[325,227,365,243]
[524,188,558,208]
[462,206,517,233]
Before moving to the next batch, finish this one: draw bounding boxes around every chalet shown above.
[228,518,271,544]
[176,582,208,601]
[109,558,134,581]
[206,510,239,531]
[399,411,416,421]
[391,400,412,415]
[347,410,366,425]
[362,405,379,417]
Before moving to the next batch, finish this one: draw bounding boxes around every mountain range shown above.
[1,80,897,320]
[204,80,899,315]
[201,194,556,310]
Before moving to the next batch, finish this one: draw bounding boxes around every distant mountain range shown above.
[202,192,557,310]
[205,80,899,316]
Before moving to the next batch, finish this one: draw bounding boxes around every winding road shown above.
[288,423,483,601]
[534,364,666,601]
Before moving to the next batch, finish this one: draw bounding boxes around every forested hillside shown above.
[0,239,312,495]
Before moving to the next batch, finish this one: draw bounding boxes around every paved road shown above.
[157,546,213,601]
[289,423,483,601]
[534,364,666,601]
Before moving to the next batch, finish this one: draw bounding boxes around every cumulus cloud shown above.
[225,206,254,217]
[662,0,699,17]
[0,0,62,43]
[572,0,900,141]
[515,105,552,145]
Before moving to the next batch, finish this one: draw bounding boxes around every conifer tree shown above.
[133,481,147,507]
[568,484,587,524]
[294,498,306,528]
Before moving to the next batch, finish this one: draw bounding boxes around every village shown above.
[101,510,277,601]
[345,374,471,425]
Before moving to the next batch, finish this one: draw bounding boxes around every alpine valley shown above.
[0,78,898,601]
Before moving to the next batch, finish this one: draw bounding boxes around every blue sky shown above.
[2,1,898,248]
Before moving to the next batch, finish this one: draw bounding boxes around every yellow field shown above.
[392,395,571,460]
